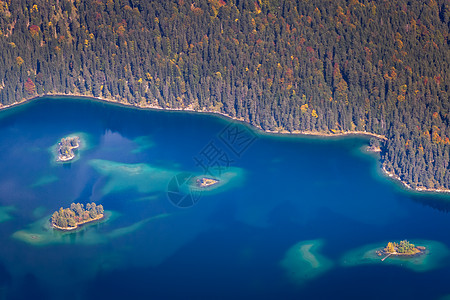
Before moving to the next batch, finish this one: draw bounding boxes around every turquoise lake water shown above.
[0,97,450,299]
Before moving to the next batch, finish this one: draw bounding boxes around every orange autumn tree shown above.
[24,78,36,95]
[385,242,395,253]
[15,56,24,66]
[28,25,40,37]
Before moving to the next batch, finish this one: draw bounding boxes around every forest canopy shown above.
[51,202,104,229]
[0,0,449,189]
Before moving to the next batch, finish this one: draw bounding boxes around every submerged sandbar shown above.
[13,211,114,246]
[280,239,333,285]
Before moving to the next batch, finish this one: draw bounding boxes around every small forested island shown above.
[51,202,104,231]
[57,136,80,162]
[376,240,426,261]
[196,177,219,188]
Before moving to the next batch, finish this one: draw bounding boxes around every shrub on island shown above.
[57,136,80,162]
[378,240,425,257]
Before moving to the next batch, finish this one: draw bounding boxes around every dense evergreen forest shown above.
[0,0,449,190]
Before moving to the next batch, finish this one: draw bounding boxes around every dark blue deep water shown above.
[0,97,449,299]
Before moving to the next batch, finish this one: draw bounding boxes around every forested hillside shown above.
[0,0,449,190]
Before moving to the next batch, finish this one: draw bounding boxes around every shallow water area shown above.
[340,240,450,272]
[190,167,246,194]
[131,136,155,154]
[12,211,115,246]
[0,206,15,223]
[88,159,178,196]
[280,239,333,285]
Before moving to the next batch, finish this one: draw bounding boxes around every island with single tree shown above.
[376,240,426,261]
[196,177,219,188]
[57,136,80,162]
[51,202,104,231]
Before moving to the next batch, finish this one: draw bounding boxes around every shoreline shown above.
[52,214,104,231]
[58,154,75,162]
[382,166,450,194]
[1,93,449,194]
[263,129,388,140]
[0,93,388,140]
[0,93,387,141]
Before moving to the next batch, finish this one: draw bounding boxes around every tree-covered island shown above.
[57,136,80,162]
[376,240,426,261]
[51,202,104,231]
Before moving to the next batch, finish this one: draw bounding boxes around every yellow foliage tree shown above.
[16,56,24,66]
[386,242,395,253]
[300,103,308,113]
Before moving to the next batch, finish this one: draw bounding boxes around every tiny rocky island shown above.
[57,136,80,162]
[376,240,426,261]
[196,177,219,188]
[51,202,104,231]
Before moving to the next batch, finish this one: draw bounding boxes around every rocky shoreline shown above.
[57,136,80,162]
[1,93,449,194]
[52,214,104,231]
[382,166,450,194]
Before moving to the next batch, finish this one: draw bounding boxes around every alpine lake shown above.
[0,97,450,299]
